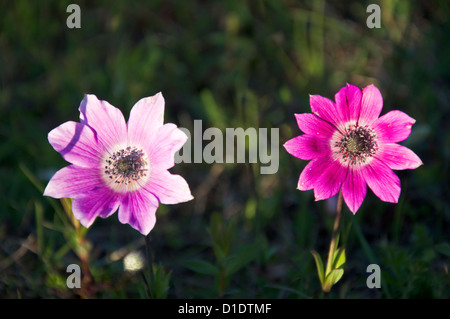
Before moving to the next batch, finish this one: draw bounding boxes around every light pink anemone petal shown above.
[48,121,104,167]
[295,113,337,139]
[376,143,423,170]
[372,110,416,143]
[334,84,362,125]
[297,156,332,191]
[309,95,345,132]
[363,158,401,203]
[118,191,159,235]
[144,169,193,205]
[127,93,165,150]
[79,94,127,150]
[43,166,103,199]
[283,134,330,160]
[146,123,188,170]
[342,165,367,214]
[313,159,348,201]
[71,187,121,228]
[358,84,383,126]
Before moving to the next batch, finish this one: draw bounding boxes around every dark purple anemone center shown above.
[104,146,148,185]
[336,125,378,165]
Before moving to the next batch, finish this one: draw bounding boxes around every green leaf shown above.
[323,268,344,292]
[184,259,219,276]
[209,212,234,261]
[311,250,325,285]
[19,162,44,193]
[20,163,68,226]
[333,233,340,252]
[332,248,346,270]
[151,264,172,299]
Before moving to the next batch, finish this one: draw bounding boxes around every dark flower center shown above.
[336,125,378,165]
[104,146,148,185]
[345,133,366,153]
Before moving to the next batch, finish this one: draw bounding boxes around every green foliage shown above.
[311,243,346,293]
[186,212,262,297]
[150,264,172,299]
[0,0,448,298]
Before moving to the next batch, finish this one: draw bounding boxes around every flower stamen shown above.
[104,146,148,187]
[335,125,378,165]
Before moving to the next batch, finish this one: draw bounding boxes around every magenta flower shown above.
[44,93,193,235]
[284,84,422,213]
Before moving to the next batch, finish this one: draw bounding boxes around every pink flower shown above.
[44,93,193,235]
[284,84,422,213]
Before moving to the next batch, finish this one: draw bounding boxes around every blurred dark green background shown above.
[0,0,449,298]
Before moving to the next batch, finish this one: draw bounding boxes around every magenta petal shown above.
[48,121,104,167]
[145,169,193,205]
[309,95,345,132]
[342,165,367,214]
[313,160,348,201]
[71,187,120,228]
[79,94,127,150]
[127,93,165,150]
[372,110,416,143]
[118,191,159,235]
[376,143,423,170]
[284,134,330,160]
[358,85,383,126]
[44,166,102,199]
[298,156,332,191]
[295,113,337,139]
[363,158,401,203]
[147,123,188,170]
[334,84,362,124]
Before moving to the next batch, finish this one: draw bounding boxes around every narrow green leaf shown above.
[184,259,219,276]
[19,162,44,193]
[19,163,68,225]
[152,264,171,299]
[333,233,340,252]
[224,218,234,255]
[332,248,346,270]
[53,242,72,261]
[326,268,344,286]
[209,212,233,261]
[311,250,325,285]
[212,243,227,262]
[323,268,344,292]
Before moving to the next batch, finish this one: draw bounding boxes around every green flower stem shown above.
[325,190,343,279]
[140,271,151,298]
[311,190,346,293]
